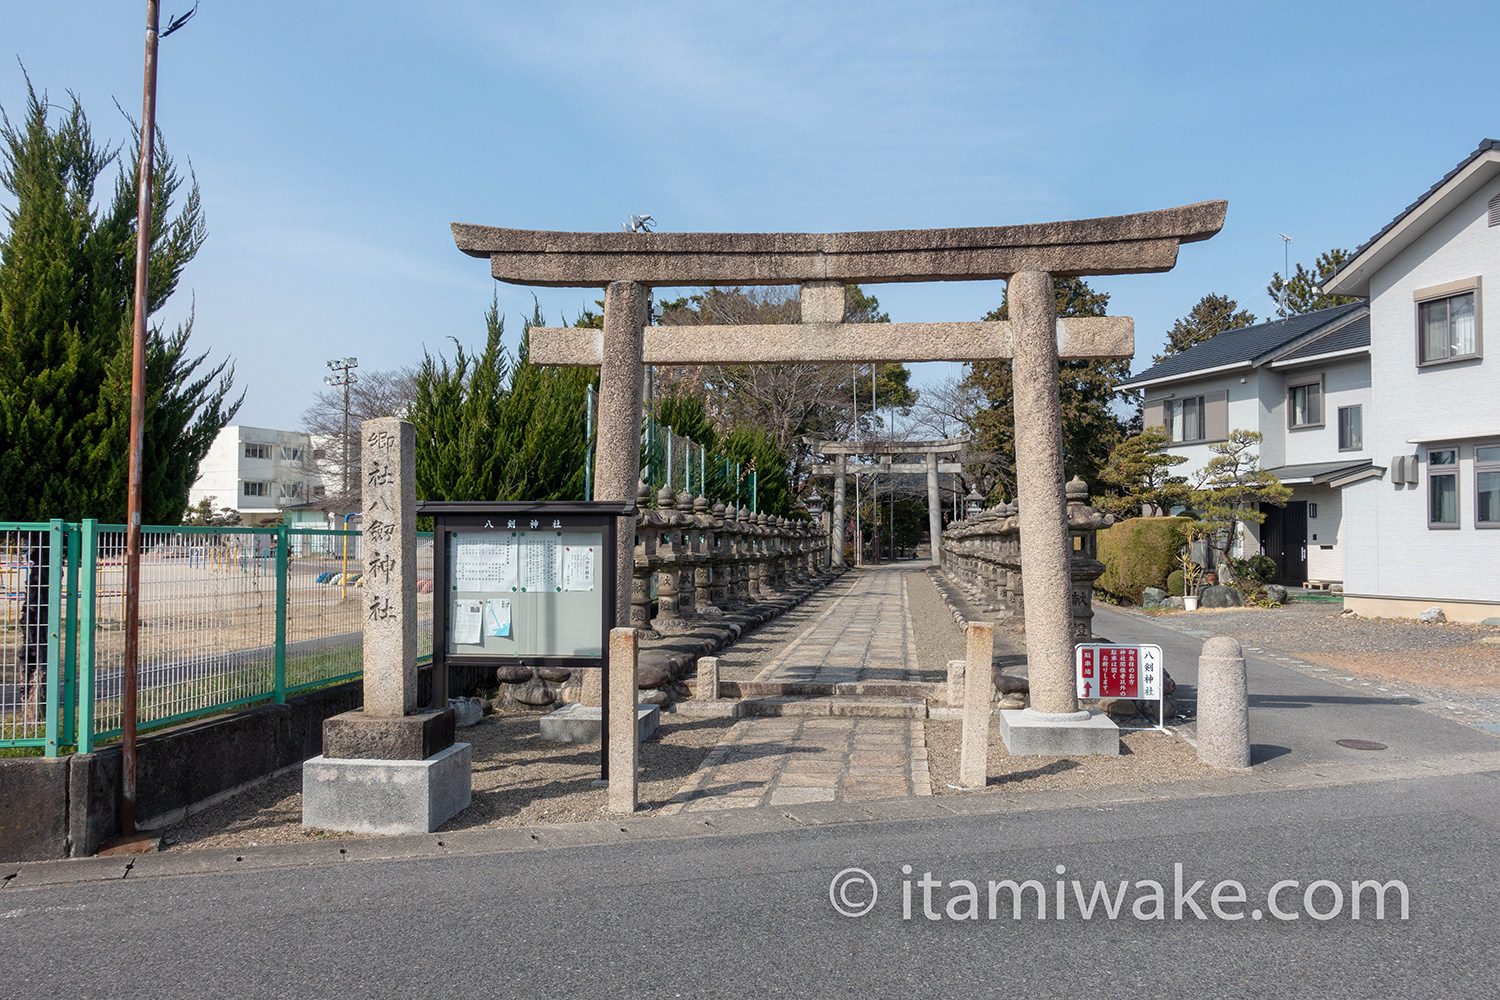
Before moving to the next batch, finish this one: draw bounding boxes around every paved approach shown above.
[664,565,941,812]
[750,566,939,686]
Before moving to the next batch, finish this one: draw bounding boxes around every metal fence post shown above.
[274,523,288,703]
[77,520,98,754]
[44,520,64,756]
[61,522,81,749]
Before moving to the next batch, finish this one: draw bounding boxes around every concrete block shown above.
[302,743,472,835]
[695,656,720,700]
[667,700,741,719]
[539,702,659,743]
[997,708,1119,756]
[947,658,965,707]
[322,708,455,761]
[0,758,70,862]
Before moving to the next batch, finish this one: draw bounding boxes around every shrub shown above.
[1096,516,1190,604]
[1166,569,1185,597]
[1229,554,1278,584]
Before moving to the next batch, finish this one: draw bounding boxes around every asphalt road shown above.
[3,768,1498,1000]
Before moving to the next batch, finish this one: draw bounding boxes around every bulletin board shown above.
[445,527,605,657]
[421,501,630,672]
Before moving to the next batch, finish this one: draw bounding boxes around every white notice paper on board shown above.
[454,598,483,645]
[520,536,561,591]
[453,535,517,591]
[562,545,595,591]
[487,598,511,637]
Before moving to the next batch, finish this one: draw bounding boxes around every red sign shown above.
[1075,644,1163,701]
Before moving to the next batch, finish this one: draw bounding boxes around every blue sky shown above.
[3,1,1497,428]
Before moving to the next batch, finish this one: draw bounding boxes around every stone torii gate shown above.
[807,436,966,568]
[452,201,1225,752]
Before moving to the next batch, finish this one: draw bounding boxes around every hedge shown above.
[1096,516,1190,605]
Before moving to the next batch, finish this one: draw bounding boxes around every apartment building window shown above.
[1337,405,1363,451]
[1477,443,1500,528]
[281,445,303,462]
[244,443,270,460]
[243,480,269,497]
[1416,279,1480,365]
[1428,448,1458,527]
[1288,379,1323,428]
[280,482,302,499]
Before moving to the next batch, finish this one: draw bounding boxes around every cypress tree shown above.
[0,80,239,522]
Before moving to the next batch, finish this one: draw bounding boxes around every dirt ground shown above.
[926,722,1215,794]
[163,711,736,850]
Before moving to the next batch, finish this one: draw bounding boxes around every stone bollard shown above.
[947,658,965,708]
[608,627,640,814]
[695,656,720,701]
[1196,636,1251,771]
[958,622,996,789]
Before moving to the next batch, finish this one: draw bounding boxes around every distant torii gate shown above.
[807,437,967,568]
[452,201,1225,748]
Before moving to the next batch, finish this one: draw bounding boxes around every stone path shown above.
[658,716,929,814]
[661,566,958,813]
[752,566,942,686]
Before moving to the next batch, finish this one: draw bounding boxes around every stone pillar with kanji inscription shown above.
[359,418,417,716]
[302,416,473,834]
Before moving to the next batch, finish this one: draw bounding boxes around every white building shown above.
[188,425,326,526]
[1321,139,1500,622]
[1123,138,1500,622]
[1123,303,1374,588]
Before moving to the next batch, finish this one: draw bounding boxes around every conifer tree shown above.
[0,81,239,522]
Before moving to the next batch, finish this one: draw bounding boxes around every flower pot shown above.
[1183,596,1199,611]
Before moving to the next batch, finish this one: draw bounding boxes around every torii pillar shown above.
[831,453,847,567]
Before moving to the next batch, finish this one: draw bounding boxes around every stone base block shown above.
[322,708,455,761]
[997,708,1119,756]
[302,743,472,835]
[539,703,659,744]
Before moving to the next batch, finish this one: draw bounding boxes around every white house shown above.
[188,425,326,526]
[1122,139,1499,623]
[1122,303,1374,588]
[1320,138,1500,622]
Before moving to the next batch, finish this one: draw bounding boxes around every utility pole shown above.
[117,0,196,846]
[325,357,359,501]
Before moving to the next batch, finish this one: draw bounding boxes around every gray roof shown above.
[1123,302,1367,386]
[1262,460,1373,485]
[1277,314,1370,362]
[1326,138,1499,289]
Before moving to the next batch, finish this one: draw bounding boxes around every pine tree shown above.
[0,81,239,522]
[1154,293,1256,363]
[962,278,1127,500]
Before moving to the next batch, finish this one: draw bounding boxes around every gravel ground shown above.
[163,712,735,850]
[927,721,1214,793]
[906,569,968,672]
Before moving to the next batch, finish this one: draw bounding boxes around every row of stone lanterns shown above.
[940,477,1112,641]
[631,482,832,635]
